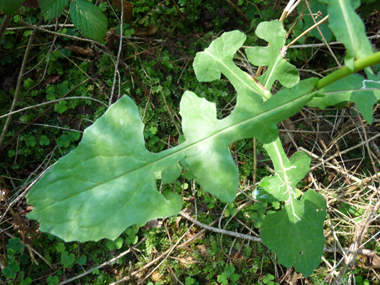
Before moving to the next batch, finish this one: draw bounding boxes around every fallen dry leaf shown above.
[111,0,133,24]
[134,25,158,37]
[65,46,95,57]
[41,75,61,88]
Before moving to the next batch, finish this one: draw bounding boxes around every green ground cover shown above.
[1,0,380,284]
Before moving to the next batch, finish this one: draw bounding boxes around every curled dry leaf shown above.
[64,46,95,57]
[40,75,61,88]
[134,25,158,37]
[111,0,133,24]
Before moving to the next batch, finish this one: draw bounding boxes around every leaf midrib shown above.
[272,140,300,221]
[204,50,267,99]
[264,55,282,91]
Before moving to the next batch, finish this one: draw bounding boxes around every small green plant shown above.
[55,131,81,149]
[46,275,59,285]
[24,135,36,147]
[144,126,159,145]
[77,255,87,266]
[217,264,240,285]
[185,276,199,285]
[19,277,32,285]
[26,0,380,277]
[39,135,50,146]
[355,275,370,285]
[46,83,70,101]
[56,242,75,268]
[106,237,123,251]
[54,100,68,114]
[125,225,139,245]
[54,241,87,269]
[224,203,237,217]
[262,273,279,285]
[204,195,217,209]
[2,238,25,280]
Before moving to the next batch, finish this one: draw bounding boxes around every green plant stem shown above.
[316,50,380,90]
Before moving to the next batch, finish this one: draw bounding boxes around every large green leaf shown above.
[245,20,299,90]
[27,80,317,242]
[27,30,318,242]
[261,190,326,277]
[27,96,183,242]
[256,137,324,277]
[0,0,25,15]
[319,0,373,70]
[70,0,107,42]
[308,74,380,124]
[39,0,69,20]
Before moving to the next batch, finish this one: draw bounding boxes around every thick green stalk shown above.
[316,50,380,90]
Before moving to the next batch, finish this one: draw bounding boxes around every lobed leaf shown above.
[261,190,326,277]
[27,81,318,242]
[255,136,323,277]
[319,0,373,70]
[70,0,107,42]
[194,30,271,100]
[245,20,299,90]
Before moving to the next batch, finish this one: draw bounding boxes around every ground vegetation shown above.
[1,0,380,284]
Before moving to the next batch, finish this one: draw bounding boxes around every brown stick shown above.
[224,0,251,25]
[171,0,182,17]
[0,15,11,43]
